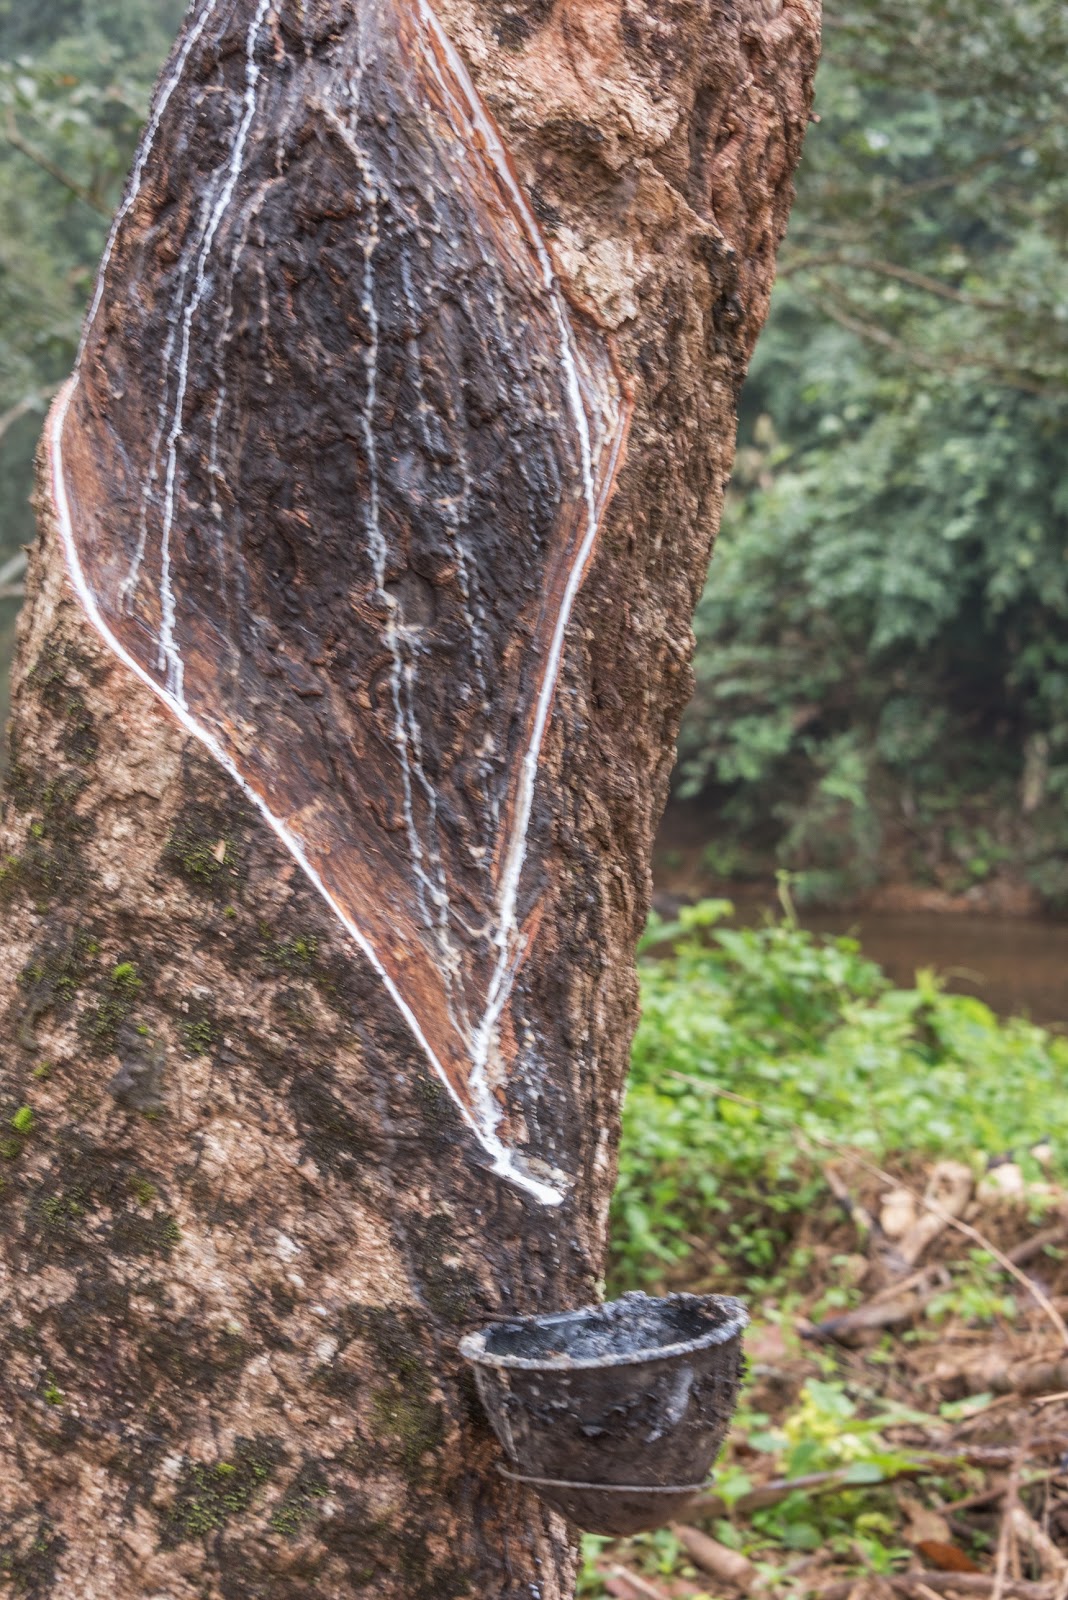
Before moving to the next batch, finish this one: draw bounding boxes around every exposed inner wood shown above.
[51,0,632,1203]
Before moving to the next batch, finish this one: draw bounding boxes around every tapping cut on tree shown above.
[53,0,633,1202]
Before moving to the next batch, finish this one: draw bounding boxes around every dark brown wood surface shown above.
[0,0,819,1592]
[53,0,632,1202]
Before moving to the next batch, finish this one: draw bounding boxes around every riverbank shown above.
[653,793,1068,924]
[653,815,1068,1027]
[651,886,1068,1028]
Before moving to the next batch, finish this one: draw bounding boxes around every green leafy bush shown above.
[610,897,1068,1287]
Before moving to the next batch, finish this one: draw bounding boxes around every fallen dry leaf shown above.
[882,1188,919,1240]
[900,1493,953,1547]
[916,1540,983,1573]
[898,1160,974,1266]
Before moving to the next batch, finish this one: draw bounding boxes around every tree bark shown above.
[0,0,818,1594]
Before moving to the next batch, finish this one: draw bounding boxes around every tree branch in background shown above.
[0,388,57,448]
[3,110,109,215]
[783,252,1011,312]
[0,392,58,575]
[0,550,27,600]
[813,291,1057,395]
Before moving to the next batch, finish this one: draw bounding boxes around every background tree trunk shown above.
[0,0,818,1594]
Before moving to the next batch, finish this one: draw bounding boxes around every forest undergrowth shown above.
[586,889,1068,1598]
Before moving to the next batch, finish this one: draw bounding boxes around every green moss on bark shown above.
[163,1437,282,1544]
[268,1459,330,1539]
[0,1518,66,1598]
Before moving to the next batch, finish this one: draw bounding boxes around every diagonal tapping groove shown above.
[47,0,632,1205]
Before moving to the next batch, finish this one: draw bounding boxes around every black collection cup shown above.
[460,1290,748,1535]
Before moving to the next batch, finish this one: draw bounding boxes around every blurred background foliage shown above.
[679,0,1068,907]
[0,0,1066,907]
[0,0,184,717]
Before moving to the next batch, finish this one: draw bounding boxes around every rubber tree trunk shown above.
[0,0,818,1593]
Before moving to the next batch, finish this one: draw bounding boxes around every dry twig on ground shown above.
[668,1075,1068,1349]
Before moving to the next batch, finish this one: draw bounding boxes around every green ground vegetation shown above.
[612,889,1068,1290]
[586,896,1068,1594]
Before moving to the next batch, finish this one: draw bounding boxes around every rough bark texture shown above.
[0,0,818,1595]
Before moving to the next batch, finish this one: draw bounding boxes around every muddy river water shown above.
[654,805,1068,1027]
[746,902,1068,1027]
